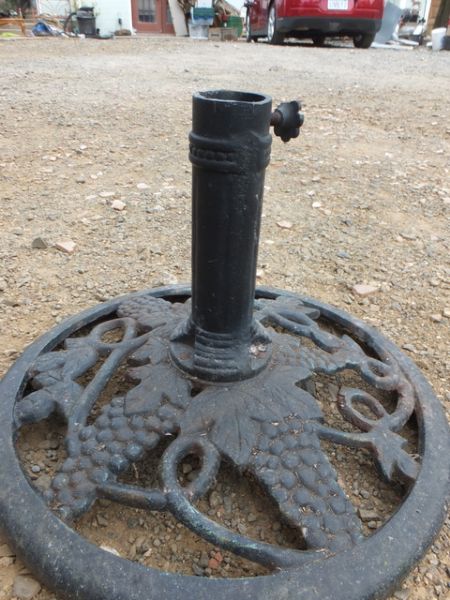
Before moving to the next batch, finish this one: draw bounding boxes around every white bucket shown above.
[431,27,446,51]
[188,22,209,39]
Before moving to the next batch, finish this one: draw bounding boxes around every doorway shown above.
[131,0,175,33]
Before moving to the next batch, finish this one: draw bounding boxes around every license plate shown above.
[327,0,349,9]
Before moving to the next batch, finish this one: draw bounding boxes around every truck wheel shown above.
[353,33,375,48]
[246,13,258,42]
[267,4,284,45]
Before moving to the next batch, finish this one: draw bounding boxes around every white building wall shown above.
[36,0,72,16]
[79,0,133,35]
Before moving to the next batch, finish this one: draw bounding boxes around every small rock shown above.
[276,220,293,229]
[111,200,126,211]
[99,191,115,198]
[208,558,220,570]
[30,465,41,474]
[393,590,410,600]
[402,343,418,354]
[31,237,48,250]
[35,474,52,491]
[247,513,257,523]
[155,272,178,286]
[443,308,450,319]
[312,201,322,208]
[0,544,14,558]
[237,522,247,534]
[12,575,41,600]
[100,545,120,556]
[137,182,150,190]
[54,239,76,254]
[192,563,204,576]
[358,509,380,522]
[96,514,108,527]
[198,551,210,568]
[75,176,86,184]
[399,232,416,240]
[209,490,221,509]
[430,314,442,323]
[352,284,379,297]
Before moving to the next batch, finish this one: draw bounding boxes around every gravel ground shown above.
[0,36,449,600]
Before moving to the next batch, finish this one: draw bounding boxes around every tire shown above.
[246,12,258,43]
[267,4,284,45]
[353,32,375,48]
[312,34,326,46]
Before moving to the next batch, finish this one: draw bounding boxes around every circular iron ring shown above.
[0,286,448,600]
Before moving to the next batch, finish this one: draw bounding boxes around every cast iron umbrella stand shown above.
[0,91,449,600]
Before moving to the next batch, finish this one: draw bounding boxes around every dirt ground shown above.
[0,36,449,600]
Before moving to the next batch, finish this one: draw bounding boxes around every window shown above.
[138,0,156,22]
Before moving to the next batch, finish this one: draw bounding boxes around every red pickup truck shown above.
[245,0,384,48]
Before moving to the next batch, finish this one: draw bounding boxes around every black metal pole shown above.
[190,90,271,337]
[171,90,273,381]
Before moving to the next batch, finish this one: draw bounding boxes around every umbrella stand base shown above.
[0,285,448,600]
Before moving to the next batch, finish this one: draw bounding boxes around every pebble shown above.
[99,191,116,198]
[399,232,416,240]
[75,176,86,184]
[430,314,442,323]
[35,473,52,491]
[208,557,220,569]
[12,575,41,600]
[276,220,293,229]
[192,563,204,576]
[111,200,126,211]
[393,590,410,600]
[100,545,120,556]
[96,514,108,527]
[402,343,418,353]
[358,508,380,522]
[137,182,150,190]
[54,239,76,254]
[31,237,48,250]
[209,490,221,509]
[0,544,14,558]
[352,284,379,297]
